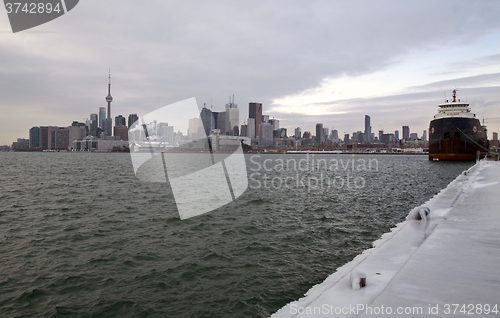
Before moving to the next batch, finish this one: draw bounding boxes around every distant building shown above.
[493,132,498,141]
[225,99,239,136]
[29,127,40,149]
[394,130,399,141]
[269,119,279,130]
[358,132,366,143]
[247,118,256,139]
[295,127,301,139]
[316,123,324,143]
[381,133,392,145]
[379,130,384,142]
[303,131,312,139]
[422,130,427,141]
[344,134,349,143]
[99,107,106,129]
[262,115,270,124]
[365,115,372,143]
[216,111,227,135]
[402,126,410,141]
[128,113,139,129]
[410,133,418,140]
[115,115,126,127]
[12,138,29,151]
[188,118,201,139]
[200,106,215,137]
[259,122,273,147]
[323,127,329,142]
[113,126,128,141]
[68,122,87,149]
[249,102,262,138]
[240,124,247,138]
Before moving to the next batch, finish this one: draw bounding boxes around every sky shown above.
[1,0,500,145]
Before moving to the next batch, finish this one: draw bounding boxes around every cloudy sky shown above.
[1,0,499,145]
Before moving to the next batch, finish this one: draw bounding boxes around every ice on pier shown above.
[272,161,500,318]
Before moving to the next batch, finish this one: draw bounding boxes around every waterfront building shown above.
[323,127,329,142]
[422,130,427,141]
[113,126,128,141]
[303,131,312,139]
[247,118,255,139]
[379,130,384,142]
[249,102,262,138]
[258,122,273,147]
[395,130,399,141]
[68,122,87,149]
[316,123,324,143]
[344,134,349,143]
[402,126,410,141]
[410,133,418,140]
[365,115,372,143]
[29,127,39,149]
[493,132,498,140]
[12,138,29,150]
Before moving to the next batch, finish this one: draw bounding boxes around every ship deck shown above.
[271,159,500,317]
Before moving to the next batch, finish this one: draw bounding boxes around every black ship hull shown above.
[428,117,489,161]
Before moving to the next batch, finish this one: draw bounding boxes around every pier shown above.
[272,160,500,317]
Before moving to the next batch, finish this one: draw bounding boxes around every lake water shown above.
[0,152,473,317]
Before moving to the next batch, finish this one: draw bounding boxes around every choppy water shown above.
[0,152,472,317]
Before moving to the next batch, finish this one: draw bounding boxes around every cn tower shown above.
[105,70,113,135]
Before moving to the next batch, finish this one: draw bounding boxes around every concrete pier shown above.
[272,160,500,317]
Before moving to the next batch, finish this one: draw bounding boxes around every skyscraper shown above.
[247,118,255,139]
[365,115,372,143]
[394,130,399,141]
[422,130,427,141]
[249,102,262,138]
[128,114,139,129]
[402,126,410,141]
[259,122,273,147]
[115,115,126,127]
[200,106,215,136]
[29,127,39,149]
[99,107,106,129]
[295,127,301,139]
[105,70,113,136]
[316,123,324,143]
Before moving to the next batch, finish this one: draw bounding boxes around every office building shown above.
[316,123,324,143]
[365,115,372,143]
[68,122,87,149]
[422,130,427,141]
[249,102,262,138]
[29,127,40,149]
[395,130,399,141]
[402,126,410,141]
[247,118,256,139]
[493,132,498,141]
[113,126,128,141]
[259,122,273,147]
[99,107,106,129]
[115,115,126,127]
[295,127,301,139]
[128,113,139,129]
[379,130,383,142]
[269,119,279,130]
[200,106,215,136]
[225,96,239,135]
[262,115,269,123]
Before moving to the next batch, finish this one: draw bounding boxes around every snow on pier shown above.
[272,160,500,317]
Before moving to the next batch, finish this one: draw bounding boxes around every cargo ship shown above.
[428,89,489,161]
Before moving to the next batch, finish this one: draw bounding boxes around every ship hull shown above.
[428,117,489,161]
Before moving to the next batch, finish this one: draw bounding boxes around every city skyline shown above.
[1,1,500,145]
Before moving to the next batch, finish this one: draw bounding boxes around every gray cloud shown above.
[1,0,500,143]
